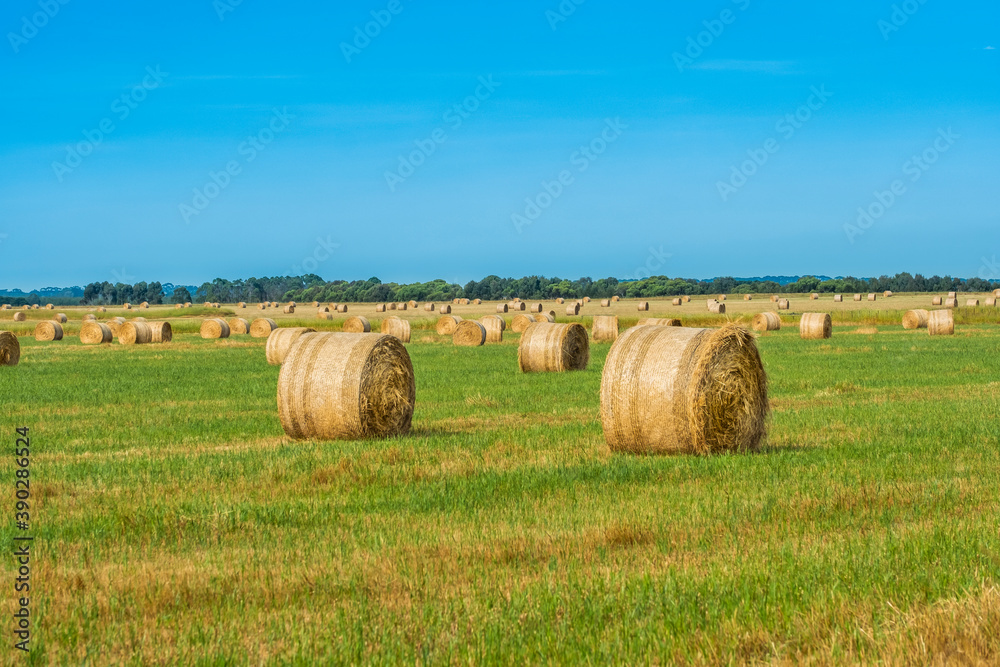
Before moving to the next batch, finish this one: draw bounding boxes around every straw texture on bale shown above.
[453,298,460,304]
[511,314,537,333]
[149,322,172,343]
[530,303,543,313]
[265,327,315,365]
[283,305,296,314]
[453,320,486,346]
[966,299,980,307]
[601,324,768,455]
[708,302,725,314]
[751,312,781,332]
[228,318,250,335]
[140,302,149,309]
[600,299,611,307]
[928,310,954,336]
[80,322,112,345]
[381,317,411,343]
[277,332,415,441]
[409,300,418,309]
[932,296,943,305]
[200,318,231,340]
[777,299,790,310]
[336,305,348,313]
[496,304,508,313]
[396,303,407,311]
[566,303,580,316]
[119,322,152,345]
[994,289,1000,297]
[637,302,649,311]
[592,315,619,343]
[480,316,504,343]
[439,305,452,314]
[343,316,371,333]
[34,321,63,341]
[436,315,463,335]
[945,297,959,308]
[13,312,26,322]
[459,298,470,305]
[0,331,19,366]
[854,294,862,301]
[518,322,589,373]
[511,301,525,311]
[868,293,877,301]
[83,314,96,321]
[834,294,843,302]
[376,304,386,312]
[902,309,929,330]
[799,313,832,340]
[424,303,435,312]
[53,313,67,323]
[672,298,682,306]
[250,318,277,338]
[106,317,126,337]
[637,318,681,327]
[540,313,556,323]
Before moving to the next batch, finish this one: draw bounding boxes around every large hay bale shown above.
[228,318,250,335]
[708,302,726,314]
[854,294,862,301]
[34,322,63,341]
[277,333,415,441]
[799,313,832,340]
[53,313,67,323]
[424,303,435,312]
[80,322,112,345]
[13,312,26,322]
[932,296,943,306]
[601,324,768,455]
[672,298,682,306]
[751,312,781,332]
[592,315,619,343]
[834,294,843,302]
[945,297,959,308]
[266,327,315,364]
[119,322,152,345]
[867,293,877,302]
[530,303,543,313]
[0,331,19,366]
[496,304,508,313]
[966,299,980,307]
[480,316,504,343]
[511,301,525,311]
[453,320,486,346]
[250,318,278,338]
[436,315,463,335]
[148,322,172,343]
[381,316,411,343]
[777,299,790,310]
[600,299,611,307]
[439,305,452,314]
[566,303,580,316]
[200,318,231,340]
[518,322,589,372]
[283,305,296,314]
[902,309,929,330]
[637,302,649,311]
[343,316,371,333]
[637,318,681,327]
[928,310,954,336]
[336,304,348,313]
[511,314,537,333]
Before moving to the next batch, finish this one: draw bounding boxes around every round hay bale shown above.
[612,296,620,302]
[718,295,727,301]
[744,295,753,301]
[566,303,580,316]
[777,299,790,311]
[945,297,959,308]
[250,318,278,338]
[928,310,954,336]
[672,298,682,306]
[637,302,649,311]
[496,304,508,313]
[98,307,107,312]
[80,322,112,345]
[423,303,435,312]
[119,322,151,345]
[682,296,691,303]
[583,297,591,303]
[283,305,296,314]
[13,312,26,322]
[388,303,397,311]
[396,303,407,311]
[312,301,319,308]
[518,322,589,372]
[376,304,387,312]
[288,302,296,308]
[149,322,173,343]
[799,313,832,340]
[530,303,543,313]
[540,313,556,323]
[810,293,818,300]
[511,314,537,333]
[260,303,268,310]
[265,327,314,365]
[592,315,619,343]
[34,321,63,341]
[200,318,231,340]
[83,314,96,321]
[770,295,778,302]
[473,299,482,305]
[204,302,212,307]
[317,313,333,321]
[439,305,452,314]
[600,299,611,307]
[460,298,470,305]
[343,316,371,333]
[140,301,150,309]
[576,299,585,307]
[601,324,768,455]
[884,291,893,298]
[228,318,250,335]
[751,312,781,332]
[637,318,682,327]
[480,315,505,343]
[902,309,929,330]
[0,331,19,366]
[853,294,862,301]
[106,317,126,337]
[556,298,565,304]
[708,302,726,314]
[948,292,957,298]
[994,289,1000,297]
[124,303,133,310]
[185,302,192,308]
[867,293,877,302]
[31,305,39,310]
[236,302,246,308]
[408,300,418,309]
[453,298,461,305]
[381,316,411,343]
[834,294,843,302]
[453,320,486,346]
[986,297,997,307]
[53,313,67,323]
[966,299,980,307]
[318,306,330,313]
[336,305,348,313]
[436,315,463,335]
[277,332,415,441]
[45,304,54,310]
[932,296,943,306]
[271,302,279,308]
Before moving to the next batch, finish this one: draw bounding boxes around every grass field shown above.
[2,303,1000,663]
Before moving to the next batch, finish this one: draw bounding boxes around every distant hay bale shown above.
[884,291,893,298]
[288,302,296,308]
[317,313,333,321]
[250,318,278,338]
[149,322,172,343]
[637,318,681,327]
[125,303,133,310]
[770,295,778,302]
[34,322,63,341]
[932,296,943,305]
[175,304,183,309]
[966,299,980,307]
[436,315,463,335]
[31,305,39,310]
[53,313,67,323]
[408,300,418,309]
[511,314,537,333]
[472,299,482,305]
[45,304,54,310]
[902,309,929,330]
[600,324,768,455]
[994,289,1000,297]
[80,322,112,345]
[238,302,246,308]
[810,293,818,300]
[777,299,790,310]
[718,295,727,301]
[510,301,525,311]
[672,298,682,306]
[318,306,330,313]
[423,303,435,312]
[119,322,152,345]
[637,302,649,311]
[453,298,460,304]
[13,312,26,322]
[439,305,452,314]
[948,292,957,298]
[834,294,843,302]
[131,317,146,322]
[583,297,591,303]
[260,303,268,310]
[376,304,387,312]
[540,313,556,323]
[204,302,212,307]
[480,315,505,343]
[556,298,564,304]
[868,293,877,301]
[283,305,295,314]
[343,316,371,333]
[336,305,348,313]
[854,294,862,301]
[200,318,231,340]
[496,304,508,313]
[744,295,752,301]
[708,302,726,314]
[453,320,486,346]
[396,303,408,311]
[0,331,19,366]
[228,318,250,335]
[518,322,589,372]
[388,303,397,311]
[592,315,619,342]
[380,316,411,343]
[600,299,611,307]
[271,302,279,308]
[185,303,192,308]
[612,296,620,302]
[312,301,319,308]
[799,313,832,340]
[576,299,585,307]
[987,297,997,307]
[945,297,959,308]
[751,312,781,332]
[277,332,415,441]
[265,327,314,364]
[530,303,543,313]
[928,310,954,336]
[566,303,580,316]
[139,301,149,309]
[682,296,690,303]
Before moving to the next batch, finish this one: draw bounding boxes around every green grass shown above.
[1,325,999,664]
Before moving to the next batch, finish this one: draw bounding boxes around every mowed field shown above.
[1,296,1000,664]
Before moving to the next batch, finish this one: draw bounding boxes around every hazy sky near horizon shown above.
[1,0,997,289]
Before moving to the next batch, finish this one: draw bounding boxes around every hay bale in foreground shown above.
[453,320,486,346]
[0,331,19,366]
[637,318,681,327]
[932,296,943,305]
[592,315,619,343]
[13,312,26,322]
[436,315,462,335]
[200,318,231,340]
[119,322,152,345]
[601,324,767,455]
[928,310,954,336]
[637,302,649,311]
[511,314,537,333]
[708,302,726,314]
[496,304,508,313]
[53,313,67,323]
[149,322,173,343]
[799,313,832,340]
[480,315,505,343]
[902,309,929,330]
[966,299,980,307]
[834,294,843,302]
[34,322,63,341]
[228,318,250,335]
[777,299,790,310]
[751,312,781,332]
[518,322,589,372]
[277,333,415,441]
[381,317,411,343]
[439,305,452,314]
[80,322,112,345]
[265,327,314,364]
[250,318,278,338]
[566,303,580,316]
[343,316,371,333]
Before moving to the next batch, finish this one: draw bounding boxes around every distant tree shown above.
[172,286,192,304]
[147,282,164,305]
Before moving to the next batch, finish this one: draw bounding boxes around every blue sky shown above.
[0,0,997,289]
